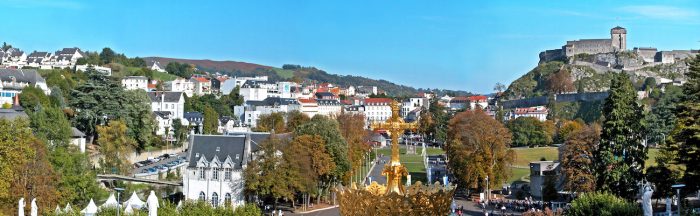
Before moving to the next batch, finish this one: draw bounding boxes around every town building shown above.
[298,98,319,118]
[363,98,392,122]
[529,161,561,198]
[183,132,271,207]
[317,99,342,116]
[121,76,149,91]
[147,91,185,120]
[0,69,50,105]
[164,78,195,97]
[26,51,52,69]
[183,112,204,134]
[70,127,87,153]
[52,47,85,69]
[447,96,468,110]
[239,97,300,128]
[239,80,276,101]
[190,76,212,96]
[2,48,27,68]
[509,106,549,121]
[153,111,173,136]
[468,95,489,110]
[147,60,166,72]
[75,64,112,76]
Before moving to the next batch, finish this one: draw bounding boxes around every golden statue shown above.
[370,101,417,195]
[336,100,455,216]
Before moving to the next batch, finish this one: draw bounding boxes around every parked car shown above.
[147,168,157,173]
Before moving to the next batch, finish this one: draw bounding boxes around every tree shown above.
[447,109,514,192]
[0,118,57,214]
[243,137,300,208]
[19,85,50,111]
[121,90,156,149]
[27,105,72,149]
[667,54,700,192]
[594,72,646,200]
[99,47,116,65]
[286,110,310,132]
[172,119,188,146]
[557,119,585,143]
[546,68,575,94]
[284,135,335,208]
[49,147,104,207]
[565,192,642,216]
[202,105,219,134]
[561,125,599,193]
[494,82,506,93]
[97,120,138,174]
[226,85,244,108]
[507,117,552,147]
[255,112,285,133]
[294,115,351,184]
[335,113,370,181]
[645,85,682,146]
[542,175,558,202]
[643,77,657,91]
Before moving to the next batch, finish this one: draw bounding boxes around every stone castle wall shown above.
[564,39,614,57]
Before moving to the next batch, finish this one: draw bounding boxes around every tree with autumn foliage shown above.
[255,112,285,133]
[447,109,514,192]
[243,137,300,209]
[336,113,370,181]
[284,135,335,210]
[547,67,575,94]
[286,110,310,132]
[97,120,138,174]
[561,124,600,193]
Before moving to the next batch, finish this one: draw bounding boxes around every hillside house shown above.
[0,69,50,105]
[147,91,185,120]
[122,76,149,91]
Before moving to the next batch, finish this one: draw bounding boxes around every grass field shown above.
[512,147,559,167]
[374,146,440,184]
[271,68,295,79]
[151,71,178,81]
[508,167,530,183]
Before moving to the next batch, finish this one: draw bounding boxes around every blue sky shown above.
[1,0,699,93]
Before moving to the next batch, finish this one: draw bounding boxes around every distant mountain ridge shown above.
[143,56,471,97]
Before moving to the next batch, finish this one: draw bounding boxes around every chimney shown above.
[242,133,252,165]
[14,94,19,106]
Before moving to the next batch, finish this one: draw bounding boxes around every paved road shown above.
[286,207,340,216]
[366,155,389,185]
[133,152,188,174]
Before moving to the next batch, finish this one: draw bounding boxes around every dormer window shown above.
[235,154,240,160]
[196,153,200,157]
[216,147,220,152]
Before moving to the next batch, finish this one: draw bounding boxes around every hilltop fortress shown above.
[540,26,698,64]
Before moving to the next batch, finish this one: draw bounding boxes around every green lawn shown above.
[508,167,530,183]
[151,71,178,81]
[272,68,295,79]
[374,147,431,184]
[512,147,559,167]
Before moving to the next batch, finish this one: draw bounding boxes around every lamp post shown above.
[672,184,685,215]
[114,187,125,216]
[485,176,489,205]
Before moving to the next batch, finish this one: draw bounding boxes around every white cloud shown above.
[620,5,697,20]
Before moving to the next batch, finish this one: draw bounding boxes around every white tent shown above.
[101,193,119,209]
[124,204,134,215]
[54,205,61,214]
[146,191,159,216]
[122,192,145,210]
[18,198,25,216]
[63,203,73,213]
[80,199,98,216]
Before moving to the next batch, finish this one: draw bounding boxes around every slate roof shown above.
[147,91,184,103]
[315,92,335,98]
[153,111,172,119]
[0,69,46,85]
[184,112,203,124]
[317,99,341,106]
[240,80,273,88]
[246,97,299,107]
[187,132,271,169]
[71,127,86,137]
[28,51,50,58]
[0,109,28,120]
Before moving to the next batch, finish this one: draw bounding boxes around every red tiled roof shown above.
[514,106,548,114]
[340,100,352,105]
[468,95,488,102]
[193,77,209,83]
[451,96,468,102]
[147,84,156,89]
[298,98,317,104]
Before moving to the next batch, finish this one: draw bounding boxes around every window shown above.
[235,154,240,160]
[225,168,232,180]
[199,167,206,179]
[212,168,219,180]
[199,192,206,201]
[211,193,219,207]
[224,193,232,206]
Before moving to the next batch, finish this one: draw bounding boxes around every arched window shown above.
[199,192,206,201]
[224,193,232,207]
[211,192,219,207]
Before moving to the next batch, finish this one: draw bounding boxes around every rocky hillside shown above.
[503,51,694,100]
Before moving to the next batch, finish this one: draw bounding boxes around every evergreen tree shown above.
[202,105,219,134]
[594,72,646,200]
[667,54,700,191]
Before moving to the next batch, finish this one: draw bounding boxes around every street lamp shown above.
[485,176,490,205]
[672,184,685,215]
[114,187,125,216]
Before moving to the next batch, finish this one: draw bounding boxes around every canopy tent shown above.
[30,198,37,216]
[122,192,145,210]
[101,193,119,209]
[124,204,134,214]
[146,191,159,216]
[80,199,98,216]
[54,205,61,214]
[63,203,73,213]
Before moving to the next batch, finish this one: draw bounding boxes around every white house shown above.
[52,47,84,69]
[26,51,52,69]
[154,111,173,136]
[239,80,276,101]
[0,69,51,105]
[317,99,342,116]
[121,76,149,91]
[147,91,185,120]
[298,98,319,118]
[2,48,27,68]
[70,127,87,153]
[241,97,300,128]
[363,98,392,122]
[76,64,112,76]
[190,76,212,96]
[183,133,271,208]
[164,78,195,97]
[147,60,166,72]
[509,106,549,122]
[401,97,425,117]
[468,95,489,110]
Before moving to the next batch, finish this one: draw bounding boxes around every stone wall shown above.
[501,92,609,109]
[565,39,614,57]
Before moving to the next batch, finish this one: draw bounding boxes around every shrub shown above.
[566,192,642,216]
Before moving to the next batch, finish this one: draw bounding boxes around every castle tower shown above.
[611,26,627,51]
